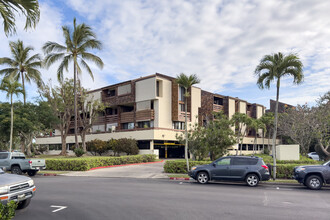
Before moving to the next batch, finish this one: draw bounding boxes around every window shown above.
[107,89,116,97]
[179,86,185,101]
[180,104,185,112]
[233,158,258,165]
[0,153,8,159]
[214,97,223,105]
[122,122,134,130]
[137,121,154,128]
[216,158,231,165]
[106,108,117,115]
[122,106,134,112]
[151,100,154,110]
[173,122,185,130]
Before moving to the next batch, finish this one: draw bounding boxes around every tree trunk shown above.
[272,80,280,179]
[184,89,189,171]
[20,138,25,153]
[262,128,265,153]
[60,129,67,156]
[9,94,13,152]
[21,72,26,105]
[74,61,79,149]
[81,131,86,152]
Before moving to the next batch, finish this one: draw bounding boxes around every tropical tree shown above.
[231,112,249,155]
[43,18,104,149]
[0,78,24,152]
[255,52,303,179]
[0,40,42,104]
[0,0,40,36]
[176,73,200,171]
[250,118,265,154]
[259,112,274,153]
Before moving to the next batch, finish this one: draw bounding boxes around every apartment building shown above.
[36,73,278,158]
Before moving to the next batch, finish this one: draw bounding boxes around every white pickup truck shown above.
[0,152,46,176]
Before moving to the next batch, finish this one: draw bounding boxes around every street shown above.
[14,176,330,220]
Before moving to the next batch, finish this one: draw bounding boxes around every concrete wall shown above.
[228,98,235,119]
[276,145,300,160]
[118,84,131,96]
[155,77,172,129]
[135,77,156,102]
[190,86,201,126]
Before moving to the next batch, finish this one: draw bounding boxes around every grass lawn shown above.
[38,170,70,175]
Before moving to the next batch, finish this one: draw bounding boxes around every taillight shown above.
[29,161,32,164]
[262,165,268,170]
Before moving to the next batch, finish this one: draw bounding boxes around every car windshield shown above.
[322,161,330,166]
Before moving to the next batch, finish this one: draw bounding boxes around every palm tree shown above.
[0,0,40,36]
[43,18,104,149]
[231,112,249,155]
[176,73,200,171]
[255,52,303,179]
[0,78,24,152]
[0,40,42,104]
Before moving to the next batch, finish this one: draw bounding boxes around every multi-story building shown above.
[36,73,279,158]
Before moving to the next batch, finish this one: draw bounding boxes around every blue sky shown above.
[0,0,329,108]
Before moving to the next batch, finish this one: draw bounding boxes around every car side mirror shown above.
[213,163,216,167]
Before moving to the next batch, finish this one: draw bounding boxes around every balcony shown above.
[120,112,134,123]
[247,110,252,117]
[94,116,106,125]
[213,104,224,112]
[178,112,191,122]
[106,115,118,123]
[136,109,154,122]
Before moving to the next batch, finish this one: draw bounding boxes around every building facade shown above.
[36,73,279,158]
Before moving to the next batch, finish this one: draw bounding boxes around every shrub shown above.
[74,148,85,157]
[113,138,139,156]
[45,154,156,171]
[0,201,17,220]
[86,139,108,156]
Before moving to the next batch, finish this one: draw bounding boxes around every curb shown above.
[169,177,191,180]
[88,160,164,171]
[39,173,57,176]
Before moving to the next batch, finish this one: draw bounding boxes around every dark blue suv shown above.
[188,156,270,186]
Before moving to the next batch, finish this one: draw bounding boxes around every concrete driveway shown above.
[62,160,167,178]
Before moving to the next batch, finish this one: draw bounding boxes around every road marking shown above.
[51,205,67,213]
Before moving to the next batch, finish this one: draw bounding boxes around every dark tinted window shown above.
[232,158,258,165]
[0,153,8,159]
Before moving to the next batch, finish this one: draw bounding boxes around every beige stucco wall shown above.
[239,101,246,114]
[256,105,263,119]
[118,84,131,96]
[135,77,156,102]
[155,77,172,129]
[190,86,201,127]
[228,98,235,119]
[276,145,300,160]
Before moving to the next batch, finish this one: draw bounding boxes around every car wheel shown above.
[197,172,209,184]
[17,198,31,210]
[11,166,22,175]
[27,170,37,176]
[306,175,323,190]
[246,174,259,187]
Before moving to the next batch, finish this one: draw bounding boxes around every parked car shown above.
[0,167,36,209]
[293,160,330,190]
[188,156,270,187]
[307,152,320,161]
[0,152,46,176]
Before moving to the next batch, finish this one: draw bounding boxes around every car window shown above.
[232,158,258,165]
[216,158,231,165]
[0,153,8,159]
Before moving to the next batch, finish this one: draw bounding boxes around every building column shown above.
[150,140,154,151]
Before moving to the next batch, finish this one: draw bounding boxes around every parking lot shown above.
[14,176,330,220]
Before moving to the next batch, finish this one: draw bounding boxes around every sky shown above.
[0,0,329,108]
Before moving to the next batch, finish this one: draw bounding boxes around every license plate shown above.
[17,194,26,201]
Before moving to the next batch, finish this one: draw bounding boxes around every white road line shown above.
[51,205,67,213]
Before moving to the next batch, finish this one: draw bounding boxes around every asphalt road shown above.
[14,176,330,220]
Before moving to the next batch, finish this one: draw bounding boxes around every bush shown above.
[0,201,17,220]
[45,154,156,171]
[86,139,109,156]
[113,138,139,156]
[74,148,85,157]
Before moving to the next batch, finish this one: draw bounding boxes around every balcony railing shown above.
[120,112,134,123]
[106,115,118,123]
[178,112,191,122]
[247,110,252,117]
[136,109,154,122]
[213,104,224,112]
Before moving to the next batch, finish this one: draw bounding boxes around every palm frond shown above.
[80,52,104,69]
[80,59,94,81]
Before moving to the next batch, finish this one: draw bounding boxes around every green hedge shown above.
[46,154,156,171]
[164,160,314,179]
[254,154,319,164]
